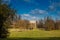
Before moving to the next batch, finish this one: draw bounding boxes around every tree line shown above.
[37,16,60,31]
[11,16,60,31]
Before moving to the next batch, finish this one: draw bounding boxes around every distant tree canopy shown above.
[44,17,55,30]
[0,0,16,38]
[36,16,60,31]
[14,20,30,29]
[55,20,60,30]
[37,20,43,29]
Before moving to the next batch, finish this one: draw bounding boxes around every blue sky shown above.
[4,0,60,20]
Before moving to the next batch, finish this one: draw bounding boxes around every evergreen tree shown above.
[0,0,16,38]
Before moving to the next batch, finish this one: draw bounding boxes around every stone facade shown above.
[29,21,36,29]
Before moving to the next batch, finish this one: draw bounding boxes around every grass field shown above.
[1,29,60,40]
[9,29,60,38]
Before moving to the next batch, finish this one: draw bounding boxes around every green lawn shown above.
[9,29,60,38]
[1,29,60,40]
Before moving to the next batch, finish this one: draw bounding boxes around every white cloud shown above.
[21,9,48,20]
[22,14,37,19]
[39,10,48,14]
[31,16,40,20]
[57,11,60,14]
[23,0,39,6]
[32,16,36,19]
[48,1,60,11]
[3,0,11,2]
[23,14,30,17]
[49,5,55,10]
[3,0,11,4]
[29,9,48,14]
[21,14,39,20]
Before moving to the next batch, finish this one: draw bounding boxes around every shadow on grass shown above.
[0,37,60,40]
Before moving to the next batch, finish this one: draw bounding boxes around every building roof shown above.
[29,20,36,23]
